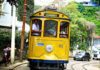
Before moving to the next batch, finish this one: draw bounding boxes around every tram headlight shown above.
[46,45,53,52]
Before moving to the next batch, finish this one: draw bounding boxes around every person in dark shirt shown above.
[0,44,11,66]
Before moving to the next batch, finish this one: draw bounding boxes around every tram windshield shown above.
[44,20,57,37]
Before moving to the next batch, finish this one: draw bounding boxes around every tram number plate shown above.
[37,43,44,46]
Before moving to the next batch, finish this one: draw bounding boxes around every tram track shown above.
[82,61,99,70]
[8,60,29,70]
[70,61,99,70]
[70,62,81,70]
[70,62,90,70]
[11,63,28,70]
[7,60,99,70]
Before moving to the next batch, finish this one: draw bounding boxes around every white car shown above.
[74,51,90,61]
[93,51,100,60]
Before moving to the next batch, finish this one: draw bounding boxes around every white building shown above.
[93,36,100,49]
[0,0,29,32]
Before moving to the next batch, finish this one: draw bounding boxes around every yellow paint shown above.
[27,10,70,61]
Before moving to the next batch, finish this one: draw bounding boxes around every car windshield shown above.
[77,53,82,56]
[76,52,85,56]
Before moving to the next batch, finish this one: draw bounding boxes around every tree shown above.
[80,6,100,35]
[92,0,100,5]
[60,2,96,51]
[0,27,11,52]
[17,0,34,23]
[7,0,17,7]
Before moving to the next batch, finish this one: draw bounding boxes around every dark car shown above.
[74,51,90,61]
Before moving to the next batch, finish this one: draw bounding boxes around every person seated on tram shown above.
[60,22,68,38]
[32,19,41,36]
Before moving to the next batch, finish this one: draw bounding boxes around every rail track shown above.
[11,63,28,70]
[70,61,99,70]
[1,60,98,70]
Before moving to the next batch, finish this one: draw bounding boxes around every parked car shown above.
[93,50,100,60]
[74,51,90,61]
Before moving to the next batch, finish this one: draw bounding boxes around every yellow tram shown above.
[27,10,70,70]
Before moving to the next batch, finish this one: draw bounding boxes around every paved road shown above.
[14,60,100,70]
[0,59,99,70]
[67,60,100,70]
[14,64,29,70]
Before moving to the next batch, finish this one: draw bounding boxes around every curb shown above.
[0,60,28,70]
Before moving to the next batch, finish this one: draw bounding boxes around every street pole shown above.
[0,0,4,15]
[20,0,27,61]
[90,30,94,60]
[11,4,16,64]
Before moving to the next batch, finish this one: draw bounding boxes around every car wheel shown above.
[82,58,86,61]
[87,58,90,61]
[74,58,76,60]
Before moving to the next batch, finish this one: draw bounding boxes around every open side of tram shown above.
[27,10,70,70]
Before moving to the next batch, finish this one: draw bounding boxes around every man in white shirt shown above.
[32,19,41,35]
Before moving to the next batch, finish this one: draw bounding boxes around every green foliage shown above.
[65,2,82,18]
[17,0,34,23]
[0,28,22,51]
[92,0,100,5]
[34,5,41,10]
[78,42,87,51]
[81,6,100,35]
[17,0,23,21]
[70,21,88,51]
[0,28,11,51]
[60,2,95,51]
[82,7,99,17]
[15,32,21,49]
[77,3,85,12]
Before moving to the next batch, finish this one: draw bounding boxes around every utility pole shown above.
[90,30,94,60]
[0,0,4,15]
[20,0,27,61]
[11,4,16,64]
[6,0,17,64]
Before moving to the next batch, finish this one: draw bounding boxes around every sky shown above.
[34,0,91,6]
[75,0,91,2]
[34,0,54,6]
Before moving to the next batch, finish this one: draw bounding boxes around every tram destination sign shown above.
[44,13,59,18]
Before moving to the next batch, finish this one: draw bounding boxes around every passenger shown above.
[60,31,67,38]
[32,19,41,35]
[0,44,11,66]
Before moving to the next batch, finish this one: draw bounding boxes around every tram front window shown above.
[60,21,69,38]
[44,20,57,37]
[31,19,42,36]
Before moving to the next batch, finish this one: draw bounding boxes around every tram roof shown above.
[30,10,70,21]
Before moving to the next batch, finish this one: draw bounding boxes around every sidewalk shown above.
[0,60,28,70]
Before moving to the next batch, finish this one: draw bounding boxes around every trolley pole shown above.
[20,0,27,61]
